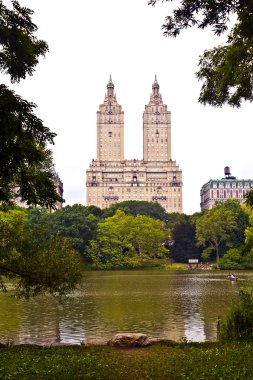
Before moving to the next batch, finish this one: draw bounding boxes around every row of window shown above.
[89,189,181,197]
[212,182,252,189]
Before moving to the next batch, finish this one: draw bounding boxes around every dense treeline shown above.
[1,198,253,290]
[0,207,83,297]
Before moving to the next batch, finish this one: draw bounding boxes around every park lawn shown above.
[0,342,253,379]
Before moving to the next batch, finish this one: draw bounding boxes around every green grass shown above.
[83,260,189,271]
[0,342,253,379]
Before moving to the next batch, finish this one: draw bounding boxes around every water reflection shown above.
[0,271,252,345]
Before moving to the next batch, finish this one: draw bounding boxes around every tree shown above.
[0,1,63,208]
[220,199,249,252]
[149,0,253,107]
[102,201,168,221]
[245,189,253,209]
[167,213,202,263]
[0,209,83,297]
[127,214,169,258]
[41,204,101,256]
[86,211,137,269]
[219,202,253,269]
[86,210,170,268]
[196,202,237,265]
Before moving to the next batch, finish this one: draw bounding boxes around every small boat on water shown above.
[227,274,238,281]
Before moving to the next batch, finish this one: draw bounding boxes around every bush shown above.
[218,290,253,342]
[220,247,253,270]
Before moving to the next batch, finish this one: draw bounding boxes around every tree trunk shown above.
[216,243,220,268]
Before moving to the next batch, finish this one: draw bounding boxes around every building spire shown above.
[152,74,159,95]
[108,74,113,86]
[107,74,114,96]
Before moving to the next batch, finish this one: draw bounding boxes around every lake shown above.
[0,270,252,345]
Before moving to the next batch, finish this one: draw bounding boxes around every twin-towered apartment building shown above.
[86,76,183,213]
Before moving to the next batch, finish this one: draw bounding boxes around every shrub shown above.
[220,247,253,270]
[218,290,253,342]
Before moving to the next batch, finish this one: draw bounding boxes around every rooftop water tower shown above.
[224,166,231,178]
[224,166,236,180]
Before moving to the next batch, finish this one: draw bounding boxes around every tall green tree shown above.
[219,201,252,269]
[196,202,237,265]
[220,199,249,252]
[167,213,202,263]
[86,211,136,269]
[0,0,62,208]
[127,214,169,258]
[86,210,169,268]
[149,0,253,107]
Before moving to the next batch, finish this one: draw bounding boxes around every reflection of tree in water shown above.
[17,296,60,345]
[83,271,186,342]
[178,278,206,342]
[10,295,87,345]
[0,291,22,344]
[179,274,242,342]
[199,276,240,341]
[0,272,250,345]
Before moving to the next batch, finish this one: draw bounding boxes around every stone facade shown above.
[200,167,253,210]
[86,76,183,213]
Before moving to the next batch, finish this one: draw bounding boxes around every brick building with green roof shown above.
[200,167,253,210]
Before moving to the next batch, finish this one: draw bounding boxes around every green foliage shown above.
[220,247,252,270]
[42,204,100,256]
[102,200,167,221]
[0,1,62,208]
[219,209,253,269]
[245,189,253,209]
[223,199,249,248]
[167,213,202,263]
[218,290,253,342]
[0,209,83,297]
[0,0,48,81]
[149,0,253,107]
[1,343,253,379]
[196,200,241,264]
[149,0,240,37]
[86,210,170,269]
[245,213,253,247]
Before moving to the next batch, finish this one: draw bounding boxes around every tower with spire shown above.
[96,75,124,162]
[86,76,183,212]
[143,75,171,162]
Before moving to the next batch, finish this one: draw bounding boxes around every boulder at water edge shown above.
[107,333,151,348]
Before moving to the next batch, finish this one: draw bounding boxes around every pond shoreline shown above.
[0,336,176,348]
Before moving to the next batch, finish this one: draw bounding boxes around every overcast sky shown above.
[4,0,253,215]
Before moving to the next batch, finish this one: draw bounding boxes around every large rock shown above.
[107,333,150,348]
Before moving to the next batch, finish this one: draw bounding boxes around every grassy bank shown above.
[0,342,253,379]
[83,260,189,271]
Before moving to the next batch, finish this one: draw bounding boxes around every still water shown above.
[0,271,252,345]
